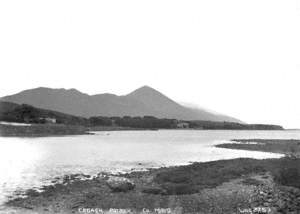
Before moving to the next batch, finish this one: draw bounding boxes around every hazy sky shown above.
[0,1,300,128]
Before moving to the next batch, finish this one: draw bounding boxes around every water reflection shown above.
[0,138,42,203]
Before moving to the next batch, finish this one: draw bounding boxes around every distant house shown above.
[177,122,189,128]
[39,117,56,124]
[45,117,56,123]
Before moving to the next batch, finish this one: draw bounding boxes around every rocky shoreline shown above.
[4,139,300,214]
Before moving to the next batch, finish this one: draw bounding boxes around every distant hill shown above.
[1,86,242,122]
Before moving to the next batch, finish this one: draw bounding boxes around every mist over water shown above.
[1,130,299,205]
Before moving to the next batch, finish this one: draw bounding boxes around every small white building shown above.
[39,117,56,123]
[45,118,56,123]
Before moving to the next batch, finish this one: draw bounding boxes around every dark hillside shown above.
[0,101,88,125]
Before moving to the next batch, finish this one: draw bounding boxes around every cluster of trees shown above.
[88,116,283,130]
[115,116,177,129]
[89,116,113,126]
[90,116,177,129]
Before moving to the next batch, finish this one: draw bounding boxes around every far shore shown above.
[0,122,289,138]
[0,124,160,137]
[5,139,300,214]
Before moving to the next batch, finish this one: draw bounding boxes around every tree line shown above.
[0,102,283,130]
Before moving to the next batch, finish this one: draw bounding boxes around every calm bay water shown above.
[0,129,300,204]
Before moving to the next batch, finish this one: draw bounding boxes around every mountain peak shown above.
[136,85,156,92]
[127,85,161,96]
[139,85,153,90]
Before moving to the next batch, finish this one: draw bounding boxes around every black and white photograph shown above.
[0,1,300,213]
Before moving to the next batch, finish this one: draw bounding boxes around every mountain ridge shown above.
[1,86,242,123]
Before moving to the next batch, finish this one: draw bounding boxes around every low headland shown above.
[0,124,90,137]
[216,139,300,157]
[6,139,300,214]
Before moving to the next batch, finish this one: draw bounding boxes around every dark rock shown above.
[71,200,86,209]
[25,189,40,197]
[24,204,34,209]
[141,187,167,195]
[85,192,98,199]
[106,176,135,192]
[84,174,91,178]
